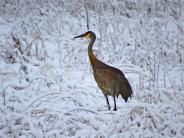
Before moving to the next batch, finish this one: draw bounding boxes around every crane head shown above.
[73,31,94,39]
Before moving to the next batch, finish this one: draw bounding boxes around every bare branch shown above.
[84,0,90,30]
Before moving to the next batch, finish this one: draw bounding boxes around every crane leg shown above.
[113,96,117,111]
[104,94,110,110]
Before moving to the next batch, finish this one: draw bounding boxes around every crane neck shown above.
[88,35,97,70]
[88,35,96,54]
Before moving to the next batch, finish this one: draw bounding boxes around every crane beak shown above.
[73,34,85,40]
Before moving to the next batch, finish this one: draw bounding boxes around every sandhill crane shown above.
[74,31,132,111]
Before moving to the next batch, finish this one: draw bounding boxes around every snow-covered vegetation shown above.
[0,0,184,137]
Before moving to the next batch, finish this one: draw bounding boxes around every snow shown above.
[0,0,184,137]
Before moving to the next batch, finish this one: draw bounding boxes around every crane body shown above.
[74,31,132,111]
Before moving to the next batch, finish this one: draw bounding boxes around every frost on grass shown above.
[0,0,184,138]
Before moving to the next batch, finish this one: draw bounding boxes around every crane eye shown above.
[84,33,91,38]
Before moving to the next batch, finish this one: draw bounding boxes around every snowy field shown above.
[0,0,184,137]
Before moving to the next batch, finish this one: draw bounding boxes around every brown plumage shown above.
[74,31,132,111]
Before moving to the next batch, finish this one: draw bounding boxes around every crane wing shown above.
[93,65,132,99]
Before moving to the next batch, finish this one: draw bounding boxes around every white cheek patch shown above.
[84,40,89,44]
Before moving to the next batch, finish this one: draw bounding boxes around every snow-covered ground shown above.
[0,0,184,137]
